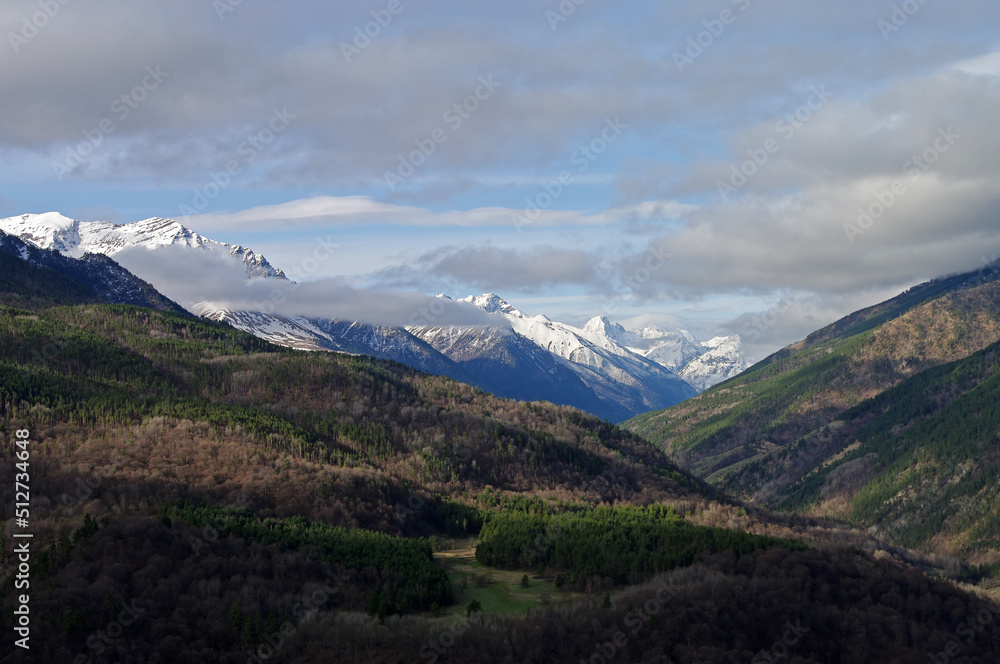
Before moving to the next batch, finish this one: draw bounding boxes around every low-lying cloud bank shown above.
[113,245,505,328]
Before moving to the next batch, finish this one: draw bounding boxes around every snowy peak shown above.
[582,315,612,335]
[227,244,286,279]
[615,323,746,389]
[75,217,210,256]
[95,217,209,250]
[0,212,82,254]
[633,325,668,339]
[450,294,747,392]
[582,315,630,343]
[702,336,735,349]
[554,309,747,391]
[459,293,524,317]
[679,335,746,391]
[632,325,696,344]
[638,334,704,371]
[0,212,285,279]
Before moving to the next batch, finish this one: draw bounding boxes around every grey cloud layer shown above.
[370,65,1000,302]
[5,1,998,191]
[372,243,602,294]
[112,245,502,328]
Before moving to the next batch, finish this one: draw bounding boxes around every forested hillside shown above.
[0,230,185,313]
[772,339,1000,560]
[626,265,1000,565]
[2,259,1000,663]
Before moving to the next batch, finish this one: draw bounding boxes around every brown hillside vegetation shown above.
[2,296,999,663]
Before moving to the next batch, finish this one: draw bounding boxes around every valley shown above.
[6,6,1000,661]
[1,232,999,661]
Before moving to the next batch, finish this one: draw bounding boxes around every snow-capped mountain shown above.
[211,305,657,421]
[207,309,470,380]
[0,212,284,279]
[579,315,747,390]
[442,294,699,400]
[407,296,697,422]
[678,335,746,391]
[1,212,746,420]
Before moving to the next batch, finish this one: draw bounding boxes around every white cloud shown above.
[180,195,695,233]
[111,244,503,328]
[950,49,1000,76]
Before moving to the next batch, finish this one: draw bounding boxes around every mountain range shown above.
[0,212,285,278]
[0,212,746,421]
[201,294,718,423]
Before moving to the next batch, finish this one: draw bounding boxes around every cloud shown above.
[7,1,994,196]
[604,66,1000,300]
[611,175,1000,300]
[719,290,903,364]
[951,50,1000,76]
[668,68,1000,201]
[111,244,503,328]
[180,195,695,233]
[371,243,603,294]
[5,1,1000,361]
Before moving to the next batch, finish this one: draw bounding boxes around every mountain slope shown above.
[770,338,1000,556]
[411,294,698,420]
[399,320,623,417]
[207,309,472,381]
[626,263,1000,560]
[0,229,187,313]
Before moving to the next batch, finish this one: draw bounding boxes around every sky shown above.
[2,0,1000,362]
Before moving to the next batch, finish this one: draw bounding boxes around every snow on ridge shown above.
[0,212,285,279]
[456,293,748,392]
[0,212,82,254]
[458,292,525,317]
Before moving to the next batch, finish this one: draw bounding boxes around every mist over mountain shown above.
[1,213,746,421]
